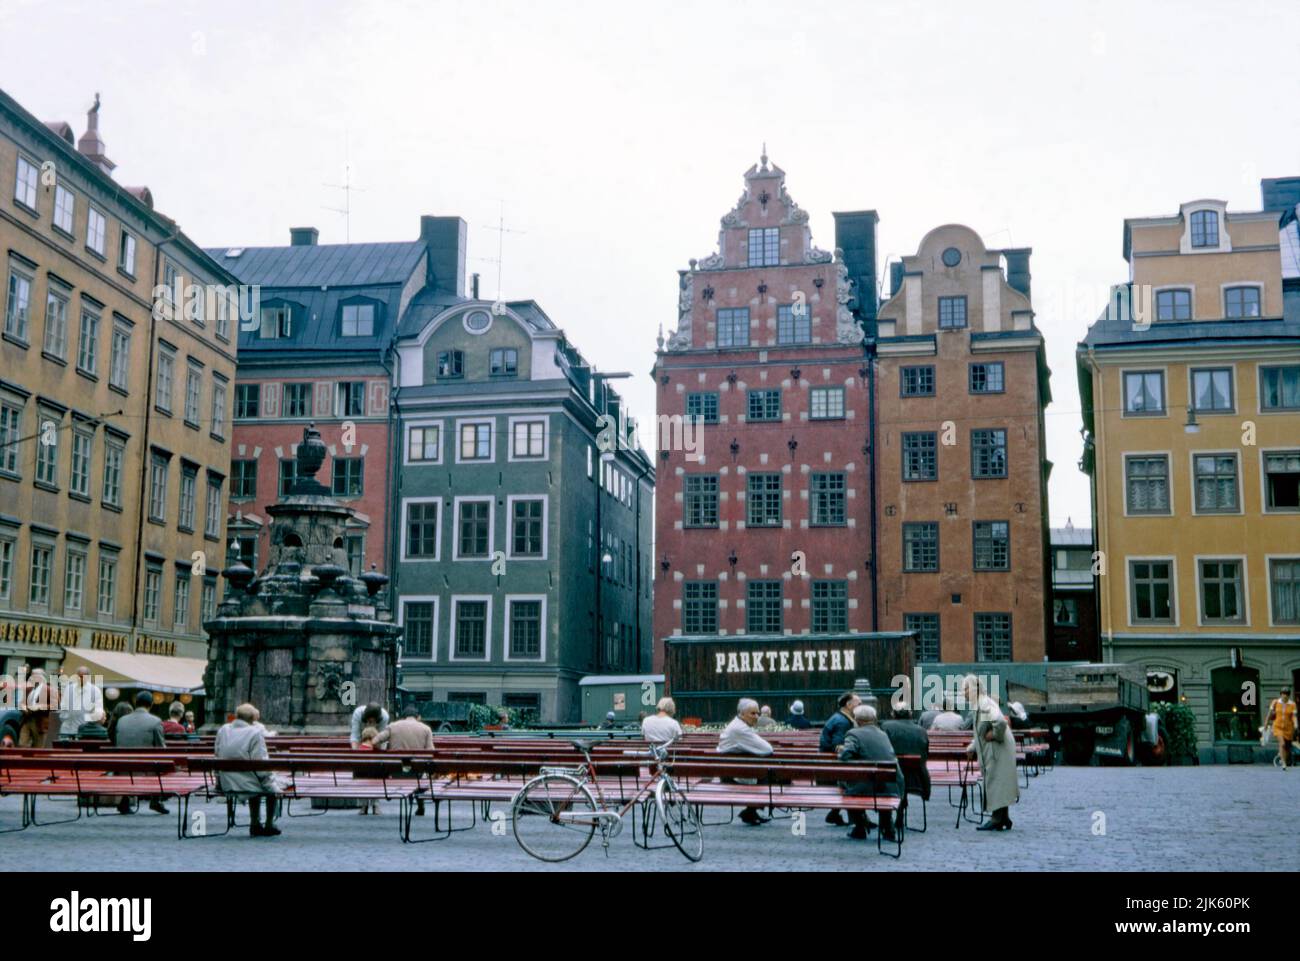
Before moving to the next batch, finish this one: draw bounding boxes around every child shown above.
[357,726,380,814]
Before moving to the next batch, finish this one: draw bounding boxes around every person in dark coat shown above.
[785,700,811,729]
[819,691,860,826]
[112,691,169,815]
[838,705,904,841]
[882,708,930,803]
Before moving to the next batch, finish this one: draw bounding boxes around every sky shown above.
[3,0,1298,526]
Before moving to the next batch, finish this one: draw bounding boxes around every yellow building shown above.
[1078,178,1300,759]
[0,89,239,706]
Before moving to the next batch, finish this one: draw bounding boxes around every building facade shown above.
[653,156,879,668]
[1078,177,1300,755]
[0,89,238,690]
[1048,521,1098,662]
[874,226,1052,665]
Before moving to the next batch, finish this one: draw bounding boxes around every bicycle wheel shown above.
[511,775,599,862]
[655,776,703,862]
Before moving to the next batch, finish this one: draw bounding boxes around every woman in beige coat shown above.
[963,674,1019,831]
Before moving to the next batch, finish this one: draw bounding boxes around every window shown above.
[149,455,168,522]
[901,365,934,397]
[184,365,202,425]
[13,156,38,208]
[205,478,222,539]
[97,556,116,617]
[511,499,544,556]
[1193,454,1239,513]
[155,348,174,413]
[278,459,298,496]
[1265,451,1300,510]
[335,382,365,417]
[1053,598,1079,627]
[905,613,940,662]
[211,380,227,439]
[686,392,718,423]
[118,231,136,275]
[1199,560,1244,624]
[684,475,719,528]
[1270,559,1300,625]
[215,290,231,340]
[457,501,491,558]
[408,425,440,462]
[812,580,848,633]
[490,348,518,376]
[1190,209,1219,248]
[1191,368,1233,412]
[1156,289,1191,321]
[683,582,718,634]
[747,227,779,267]
[509,600,543,658]
[283,383,311,417]
[1224,286,1260,319]
[746,580,782,633]
[143,567,161,624]
[459,422,492,461]
[971,429,1008,478]
[512,420,545,459]
[231,460,256,499]
[232,536,256,571]
[0,404,19,475]
[0,537,11,602]
[405,501,439,558]
[903,522,939,572]
[233,382,258,416]
[1260,367,1300,411]
[43,287,69,359]
[64,552,85,612]
[746,472,781,527]
[109,325,130,391]
[437,350,463,378]
[777,303,811,345]
[969,362,1004,394]
[973,520,1011,571]
[902,432,937,481]
[86,207,106,256]
[340,303,375,337]
[70,430,92,497]
[811,473,846,526]
[1125,455,1170,514]
[454,601,488,658]
[810,387,844,420]
[75,307,99,374]
[331,457,363,497]
[259,305,291,339]
[201,577,216,623]
[29,544,52,607]
[101,439,123,507]
[1130,560,1174,623]
[974,613,1012,661]
[938,296,967,329]
[35,414,58,487]
[53,184,74,233]
[174,574,190,630]
[403,602,434,657]
[716,308,750,348]
[4,265,32,340]
[747,389,781,422]
[178,467,197,531]
[161,261,178,309]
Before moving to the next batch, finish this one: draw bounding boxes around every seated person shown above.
[215,703,283,837]
[641,697,684,745]
[718,698,774,826]
[837,705,904,842]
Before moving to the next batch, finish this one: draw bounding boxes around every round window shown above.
[463,309,492,334]
[941,247,961,267]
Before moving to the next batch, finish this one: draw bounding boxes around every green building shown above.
[391,290,654,722]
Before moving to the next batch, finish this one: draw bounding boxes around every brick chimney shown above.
[1002,248,1032,299]
[290,227,319,246]
[420,216,467,297]
[77,93,115,176]
[833,210,880,321]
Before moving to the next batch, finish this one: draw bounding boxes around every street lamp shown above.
[1184,406,1200,434]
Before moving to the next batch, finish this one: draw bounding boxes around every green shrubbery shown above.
[1151,702,1198,759]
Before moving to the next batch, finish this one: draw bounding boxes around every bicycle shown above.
[510,738,703,863]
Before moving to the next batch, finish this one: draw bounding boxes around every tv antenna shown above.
[473,201,526,302]
[323,134,366,242]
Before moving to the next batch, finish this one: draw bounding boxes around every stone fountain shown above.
[202,424,401,732]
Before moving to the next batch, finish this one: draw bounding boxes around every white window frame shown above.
[452,495,495,562]
[13,155,38,209]
[507,416,548,462]
[399,496,443,562]
[184,363,203,425]
[43,284,69,359]
[397,596,440,662]
[1220,282,1263,320]
[174,573,191,630]
[69,428,93,497]
[503,594,548,662]
[29,541,54,609]
[403,419,444,466]
[505,494,549,561]
[4,262,33,341]
[76,305,100,375]
[64,549,86,613]
[53,183,75,234]
[211,379,227,439]
[0,534,14,603]
[97,554,117,618]
[102,437,124,508]
[109,324,131,391]
[86,206,107,256]
[455,418,496,464]
[448,595,493,662]
[118,230,137,276]
[155,348,175,413]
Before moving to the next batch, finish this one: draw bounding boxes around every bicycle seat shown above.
[571,739,595,754]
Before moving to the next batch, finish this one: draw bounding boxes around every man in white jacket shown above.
[58,667,103,738]
[718,698,773,825]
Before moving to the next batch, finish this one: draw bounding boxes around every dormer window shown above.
[1156,289,1192,321]
[1224,286,1260,319]
[1190,209,1219,248]
[259,305,292,339]
[341,302,375,337]
[747,228,779,267]
[438,350,464,379]
[490,348,518,377]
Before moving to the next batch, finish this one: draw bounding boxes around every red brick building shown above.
[652,156,879,669]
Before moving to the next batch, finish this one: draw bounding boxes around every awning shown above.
[60,648,207,696]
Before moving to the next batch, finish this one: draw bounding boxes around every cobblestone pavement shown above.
[3,765,1295,871]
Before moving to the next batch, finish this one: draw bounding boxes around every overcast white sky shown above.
[4,0,1298,526]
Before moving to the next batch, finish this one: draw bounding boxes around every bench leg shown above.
[27,794,83,829]
[0,795,32,834]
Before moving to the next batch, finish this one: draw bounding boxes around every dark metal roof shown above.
[204,242,425,289]
[394,292,557,339]
[1050,526,1092,546]
[1080,286,1300,349]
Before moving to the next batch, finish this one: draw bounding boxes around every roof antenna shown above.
[474,200,526,307]
[323,131,365,242]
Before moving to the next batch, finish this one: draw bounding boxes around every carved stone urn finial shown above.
[296,423,327,485]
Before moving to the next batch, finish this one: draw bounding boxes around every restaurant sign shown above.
[0,619,79,646]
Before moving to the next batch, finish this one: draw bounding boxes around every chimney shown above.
[471,273,481,299]
[833,210,880,321]
[76,93,115,177]
[1261,176,1300,213]
[290,227,319,246]
[1003,248,1032,299]
[889,261,906,298]
[420,216,468,297]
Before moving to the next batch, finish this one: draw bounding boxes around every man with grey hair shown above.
[215,702,282,837]
[718,698,773,826]
[837,703,904,841]
[641,697,683,745]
